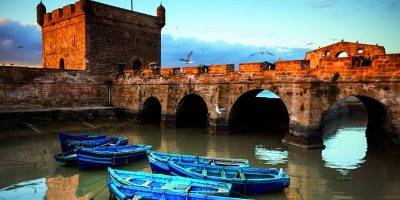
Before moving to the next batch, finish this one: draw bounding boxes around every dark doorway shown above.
[176,94,208,128]
[118,64,125,74]
[229,89,289,134]
[59,58,65,69]
[133,60,141,70]
[141,97,161,123]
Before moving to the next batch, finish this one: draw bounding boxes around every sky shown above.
[0,0,399,67]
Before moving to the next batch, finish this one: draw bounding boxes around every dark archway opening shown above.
[228,89,289,134]
[321,96,397,175]
[176,94,208,128]
[141,97,161,124]
[59,58,65,69]
[356,96,394,148]
[133,60,141,70]
[321,95,394,147]
[321,96,368,138]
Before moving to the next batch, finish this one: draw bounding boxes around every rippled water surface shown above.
[1,121,400,200]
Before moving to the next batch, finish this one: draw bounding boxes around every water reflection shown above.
[322,128,367,175]
[46,174,88,200]
[255,145,288,165]
[0,178,47,200]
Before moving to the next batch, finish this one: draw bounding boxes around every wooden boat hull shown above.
[59,132,106,152]
[168,161,290,195]
[77,144,152,169]
[108,168,231,197]
[108,178,249,200]
[148,152,249,174]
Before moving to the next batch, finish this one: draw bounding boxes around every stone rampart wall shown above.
[0,67,110,111]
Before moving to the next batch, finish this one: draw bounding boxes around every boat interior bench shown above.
[161,182,191,191]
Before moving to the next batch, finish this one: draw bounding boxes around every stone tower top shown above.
[157,3,166,28]
[38,0,164,72]
[36,1,46,26]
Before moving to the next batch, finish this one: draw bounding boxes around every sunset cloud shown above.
[0,18,41,66]
[1,38,13,47]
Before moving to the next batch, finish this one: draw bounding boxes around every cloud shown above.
[1,38,13,46]
[0,18,42,67]
[306,0,335,8]
[161,34,311,68]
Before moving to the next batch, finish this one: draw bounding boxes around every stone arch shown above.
[228,89,290,134]
[59,58,65,69]
[321,93,396,151]
[176,93,208,128]
[336,51,349,58]
[141,96,162,123]
[226,84,293,123]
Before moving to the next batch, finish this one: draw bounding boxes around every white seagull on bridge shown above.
[215,104,227,114]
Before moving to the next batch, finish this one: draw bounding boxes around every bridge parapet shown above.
[115,54,400,85]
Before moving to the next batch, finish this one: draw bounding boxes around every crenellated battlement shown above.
[117,41,399,79]
[42,2,83,27]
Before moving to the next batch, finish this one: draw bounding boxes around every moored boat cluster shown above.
[54,132,290,199]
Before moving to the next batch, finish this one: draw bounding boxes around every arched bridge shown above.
[112,42,400,154]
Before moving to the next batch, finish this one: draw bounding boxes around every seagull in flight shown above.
[328,38,339,42]
[17,45,23,48]
[215,104,227,114]
[180,51,194,64]
[249,51,275,57]
[303,41,314,46]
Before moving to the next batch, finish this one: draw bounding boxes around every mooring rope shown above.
[230,190,255,200]
[90,183,108,200]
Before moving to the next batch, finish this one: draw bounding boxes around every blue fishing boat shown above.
[168,161,290,195]
[59,132,106,152]
[108,168,232,196]
[148,152,249,174]
[77,144,152,169]
[54,150,78,165]
[108,178,249,200]
[54,137,129,165]
[65,137,128,150]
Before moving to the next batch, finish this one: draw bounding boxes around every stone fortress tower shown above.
[36,0,165,74]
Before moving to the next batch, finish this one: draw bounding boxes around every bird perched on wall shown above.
[249,51,275,57]
[148,62,157,66]
[180,51,194,64]
[215,104,227,114]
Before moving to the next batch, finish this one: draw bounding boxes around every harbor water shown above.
[1,115,400,200]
